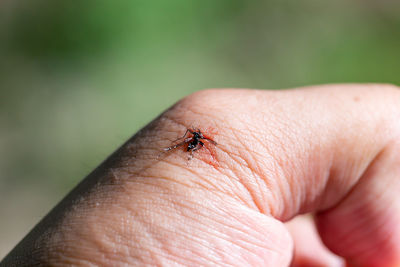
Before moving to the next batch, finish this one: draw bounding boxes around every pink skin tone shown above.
[2,84,400,266]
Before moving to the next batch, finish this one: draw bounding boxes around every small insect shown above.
[164,128,217,158]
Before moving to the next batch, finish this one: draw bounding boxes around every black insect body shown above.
[186,131,204,152]
[164,128,217,157]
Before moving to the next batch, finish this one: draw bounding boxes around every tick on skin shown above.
[164,128,217,158]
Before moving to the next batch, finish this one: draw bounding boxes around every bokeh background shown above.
[1,0,399,258]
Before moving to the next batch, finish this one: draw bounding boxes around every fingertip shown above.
[286,215,345,267]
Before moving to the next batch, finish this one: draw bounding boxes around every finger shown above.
[3,84,400,266]
[315,140,400,266]
[285,215,344,267]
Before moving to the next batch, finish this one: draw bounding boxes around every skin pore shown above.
[2,84,400,266]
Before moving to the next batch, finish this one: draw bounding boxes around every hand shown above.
[2,84,400,266]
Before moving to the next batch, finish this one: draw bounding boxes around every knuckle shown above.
[178,89,224,115]
[377,83,400,91]
[362,83,400,96]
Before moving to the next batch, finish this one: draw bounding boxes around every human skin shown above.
[2,84,400,266]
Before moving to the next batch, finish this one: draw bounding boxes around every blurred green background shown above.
[0,0,399,258]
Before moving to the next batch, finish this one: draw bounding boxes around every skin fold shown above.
[1,84,400,266]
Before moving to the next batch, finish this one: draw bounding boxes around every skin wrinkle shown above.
[206,206,267,249]
[308,142,333,213]
[229,127,266,214]
[137,200,252,266]
[166,203,274,265]
[197,150,251,201]
[166,219,258,264]
[264,146,292,219]
[279,143,305,219]
[73,248,126,267]
[132,157,282,266]
[98,220,134,263]
[226,148,276,214]
[254,116,298,219]
[318,159,347,212]
[216,225,273,255]
[123,202,172,264]
[219,175,248,204]
[156,160,241,202]
[239,127,274,209]
[293,139,323,215]
[45,232,116,266]
[223,151,265,212]
[164,160,223,191]
[163,101,223,137]
[127,155,226,195]
[58,209,133,266]
[319,146,383,216]
[213,209,278,252]
[292,133,315,214]
[222,128,269,161]
[139,165,196,190]
[69,179,182,264]
[210,129,265,196]
[191,169,246,202]
[116,115,189,176]
[240,147,269,214]
[267,113,318,219]
[330,167,378,214]
[220,167,260,210]
[220,123,284,214]
[138,217,214,264]
[161,227,226,261]
[189,173,223,192]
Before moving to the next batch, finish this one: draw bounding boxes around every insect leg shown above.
[188,151,194,160]
[164,140,187,151]
[170,129,191,143]
[172,128,197,144]
[204,138,217,146]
